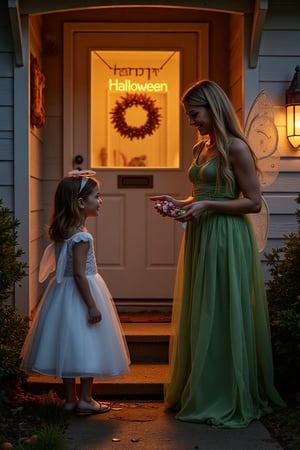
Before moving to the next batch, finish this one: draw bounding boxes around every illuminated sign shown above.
[113,65,161,80]
[109,79,168,92]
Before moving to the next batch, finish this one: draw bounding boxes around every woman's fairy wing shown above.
[248,196,270,253]
[245,90,280,252]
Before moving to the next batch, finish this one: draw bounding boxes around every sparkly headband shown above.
[68,170,96,193]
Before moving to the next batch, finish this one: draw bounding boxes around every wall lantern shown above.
[286,65,300,149]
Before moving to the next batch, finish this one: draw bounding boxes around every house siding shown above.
[256,4,300,278]
[0,3,14,211]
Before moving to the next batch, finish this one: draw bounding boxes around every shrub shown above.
[0,199,27,301]
[265,195,300,392]
[0,302,29,401]
[0,199,28,401]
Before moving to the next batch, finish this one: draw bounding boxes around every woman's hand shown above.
[150,195,181,207]
[150,195,194,208]
[176,201,208,222]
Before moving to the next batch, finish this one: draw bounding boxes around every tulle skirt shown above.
[164,211,285,428]
[21,274,130,378]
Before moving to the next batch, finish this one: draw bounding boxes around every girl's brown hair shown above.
[48,176,98,241]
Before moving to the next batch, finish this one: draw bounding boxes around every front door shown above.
[64,22,208,299]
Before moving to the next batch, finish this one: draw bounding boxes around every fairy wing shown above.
[245,90,280,252]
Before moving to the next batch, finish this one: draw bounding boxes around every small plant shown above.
[265,194,300,392]
[0,199,27,301]
[13,425,65,450]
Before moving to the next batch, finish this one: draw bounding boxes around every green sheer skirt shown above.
[164,210,285,428]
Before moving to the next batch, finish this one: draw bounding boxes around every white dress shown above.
[21,231,130,378]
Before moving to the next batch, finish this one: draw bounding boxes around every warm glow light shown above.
[286,65,300,149]
[109,78,168,92]
[90,50,180,168]
[286,104,300,148]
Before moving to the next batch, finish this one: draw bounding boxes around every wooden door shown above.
[64,22,208,299]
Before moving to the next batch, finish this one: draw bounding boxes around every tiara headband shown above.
[68,169,96,194]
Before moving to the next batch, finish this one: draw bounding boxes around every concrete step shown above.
[25,323,171,397]
[26,363,169,397]
[123,322,170,363]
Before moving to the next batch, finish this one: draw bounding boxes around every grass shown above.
[0,390,66,450]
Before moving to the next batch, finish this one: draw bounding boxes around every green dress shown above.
[164,142,285,428]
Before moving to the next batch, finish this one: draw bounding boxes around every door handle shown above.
[74,154,84,169]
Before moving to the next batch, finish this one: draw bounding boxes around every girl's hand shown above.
[176,201,208,222]
[87,304,102,325]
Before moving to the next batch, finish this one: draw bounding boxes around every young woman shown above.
[151,80,285,428]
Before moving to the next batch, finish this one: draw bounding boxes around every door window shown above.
[90,50,180,168]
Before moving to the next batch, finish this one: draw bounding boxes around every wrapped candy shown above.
[154,200,186,217]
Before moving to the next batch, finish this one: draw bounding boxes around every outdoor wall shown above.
[254,3,300,277]
[228,13,244,124]
[0,3,14,212]
[2,1,299,313]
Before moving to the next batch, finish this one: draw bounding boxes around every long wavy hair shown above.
[182,80,258,192]
[48,176,99,242]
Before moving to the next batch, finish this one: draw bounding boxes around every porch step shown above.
[25,322,171,397]
[26,363,169,397]
[123,322,170,363]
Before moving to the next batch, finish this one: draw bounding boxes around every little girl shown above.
[21,171,130,413]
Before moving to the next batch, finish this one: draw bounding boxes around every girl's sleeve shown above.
[38,243,56,283]
[56,233,92,283]
[71,231,93,245]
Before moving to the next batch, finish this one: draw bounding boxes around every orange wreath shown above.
[110,93,161,140]
[31,55,46,128]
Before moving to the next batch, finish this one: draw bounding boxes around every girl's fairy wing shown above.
[56,241,67,283]
[245,91,280,252]
[38,243,56,282]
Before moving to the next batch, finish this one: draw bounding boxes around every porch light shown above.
[286,65,300,149]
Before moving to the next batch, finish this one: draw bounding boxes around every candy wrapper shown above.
[154,200,186,217]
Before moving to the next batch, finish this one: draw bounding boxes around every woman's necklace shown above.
[206,140,216,151]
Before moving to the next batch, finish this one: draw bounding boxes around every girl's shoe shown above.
[77,399,111,414]
[64,402,78,412]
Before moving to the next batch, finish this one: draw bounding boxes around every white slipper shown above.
[64,402,78,412]
[77,400,111,414]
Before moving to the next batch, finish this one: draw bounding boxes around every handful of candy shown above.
[154,200,186,217]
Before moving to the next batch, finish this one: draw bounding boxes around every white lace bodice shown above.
[39,231,97,283]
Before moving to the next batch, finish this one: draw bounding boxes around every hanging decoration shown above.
[30,55,46,128]
[110,93,162,140]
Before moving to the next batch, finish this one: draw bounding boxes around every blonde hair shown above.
[182,80,258,191]
[48,176,99,242]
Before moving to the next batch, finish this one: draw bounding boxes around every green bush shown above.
[0,199,27,301]
[265,195,300,392]
[0,198,28,401]
[0,302,29,401]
